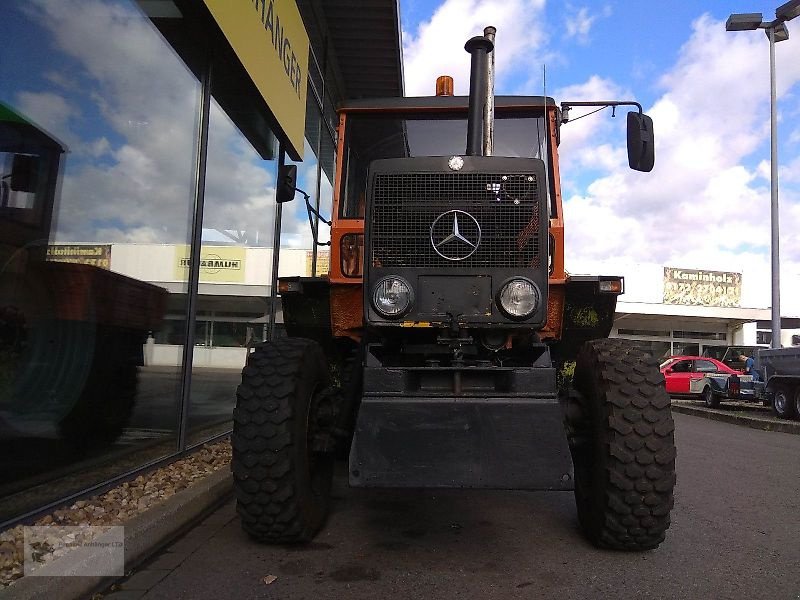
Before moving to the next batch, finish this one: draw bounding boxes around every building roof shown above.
[307,0,404,99]
[616,301,772,327]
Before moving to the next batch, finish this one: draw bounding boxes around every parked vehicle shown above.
[754,347,800,419]
[702,345,766,372]
[660,356,751,407]
[231,29,675,551]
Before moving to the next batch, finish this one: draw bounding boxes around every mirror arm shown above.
[560,100,643,124]
[294,186,332,247]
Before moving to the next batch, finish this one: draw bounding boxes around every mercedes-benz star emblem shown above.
[430,210,481,261]
[448,156,464,171]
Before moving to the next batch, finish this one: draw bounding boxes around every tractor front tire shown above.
[232,338,334,543]
[569,339,676,551]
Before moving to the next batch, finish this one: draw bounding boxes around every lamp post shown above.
[726,0,800,349]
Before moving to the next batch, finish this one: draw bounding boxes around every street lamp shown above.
[726,0,800,349]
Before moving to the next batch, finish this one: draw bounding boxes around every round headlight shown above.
[498,278,540,319]
[373,277,413,318]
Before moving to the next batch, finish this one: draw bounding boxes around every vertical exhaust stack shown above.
[464,34,494,156]
[483,26,496,156]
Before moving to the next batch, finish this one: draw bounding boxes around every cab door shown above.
[664,359,694,394]
[689,359,720,393]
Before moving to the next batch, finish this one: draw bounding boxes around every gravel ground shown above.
[0,439,231,588]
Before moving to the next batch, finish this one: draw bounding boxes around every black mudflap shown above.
[349,396,573,490]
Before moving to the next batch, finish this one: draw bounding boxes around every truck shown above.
[0,101,167,448]
[231,30,676,551]
[754,346,800,419]
[702,345,766,372]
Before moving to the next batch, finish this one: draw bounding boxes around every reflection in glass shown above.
[0,0,198,521]
[186,99,279,445]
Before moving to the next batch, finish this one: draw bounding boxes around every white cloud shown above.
[564,6,607,45]
[11,0,285,249]
[402,0,547,96]
[16,91,77,142]
[560,14,800,314]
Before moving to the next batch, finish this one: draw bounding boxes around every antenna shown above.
[543,64,552,219]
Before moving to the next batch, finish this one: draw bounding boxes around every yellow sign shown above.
[201,0,308,158]
[305,250,329,276]
[47,245,111,269]
[663,267,741,308]
[176,246,246,283]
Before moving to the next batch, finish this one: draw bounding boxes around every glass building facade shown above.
[0,0,348,524]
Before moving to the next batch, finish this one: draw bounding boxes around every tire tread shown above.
[569,338,676,550]
[232,338,331,543]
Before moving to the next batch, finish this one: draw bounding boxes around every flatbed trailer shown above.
[754,347,800,419]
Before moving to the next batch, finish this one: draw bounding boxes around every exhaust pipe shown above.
[464,34,494,156]
[483,26,496,156]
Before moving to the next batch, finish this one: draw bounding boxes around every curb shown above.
[2,467,233,600]
[671,403,800,435]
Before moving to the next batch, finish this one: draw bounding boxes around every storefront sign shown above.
[176,246,246,283]
[201,0,308,158]
[46,245,111,269]
[663,267,741,307]
[306,250,329,277]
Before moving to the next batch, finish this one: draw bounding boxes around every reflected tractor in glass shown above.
[232,29,676,551]
[0,102,167,448]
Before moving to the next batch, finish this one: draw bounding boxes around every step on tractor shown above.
[232,29,676,551]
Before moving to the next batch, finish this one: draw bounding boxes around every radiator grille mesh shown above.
[370,172,542,268]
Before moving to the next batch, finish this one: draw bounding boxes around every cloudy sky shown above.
[3,0,798,314]
[400,0,800,313]
[2,0,304,252]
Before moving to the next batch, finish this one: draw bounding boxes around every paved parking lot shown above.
[106,413,800,600]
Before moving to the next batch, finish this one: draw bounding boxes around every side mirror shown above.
[10,154,40,193]
[276,164,298,203]
[627,112,655,172]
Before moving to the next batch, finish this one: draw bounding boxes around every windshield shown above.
[340,110,550,218]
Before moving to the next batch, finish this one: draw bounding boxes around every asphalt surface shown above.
[113,413,800,600]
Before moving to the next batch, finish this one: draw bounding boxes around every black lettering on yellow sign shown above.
[180,258,242,270]
[46,245,111,269]
[253,0,303,98]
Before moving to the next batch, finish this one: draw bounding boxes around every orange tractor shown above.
[232,31,675,550]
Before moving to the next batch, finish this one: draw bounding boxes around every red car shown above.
[660,355,741,406]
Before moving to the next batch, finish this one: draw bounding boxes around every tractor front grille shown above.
[370,172,543,269]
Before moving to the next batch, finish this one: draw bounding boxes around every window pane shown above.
[617,328,671,338]
[695,360,718,373]
[622,340,671,360]
[340,111,548,218]
[186,97,279,446]
[0,0,198,521]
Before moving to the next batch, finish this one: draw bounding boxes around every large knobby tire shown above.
[60,361,138,448]
[772,385,797,419]
[232,338,334,543]
[568,338,676,550]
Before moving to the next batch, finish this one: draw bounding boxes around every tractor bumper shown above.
[349,395,573,490]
